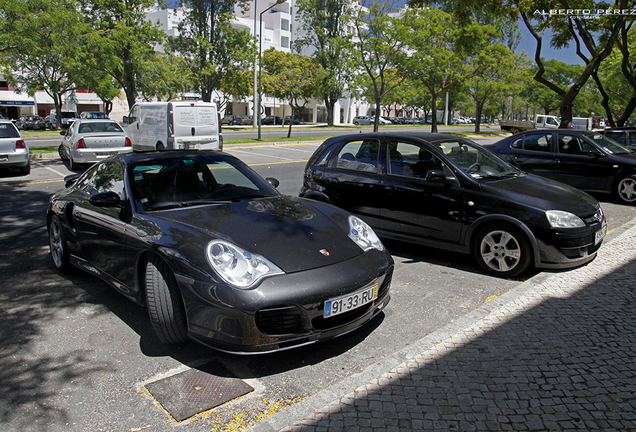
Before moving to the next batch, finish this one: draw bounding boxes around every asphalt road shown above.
[1,140,635,431]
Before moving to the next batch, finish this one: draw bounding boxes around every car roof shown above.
[119,150,234,164]
[604,127,636,131]
[327,132,459,143]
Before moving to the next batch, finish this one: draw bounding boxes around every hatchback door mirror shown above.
[89,191,122,207]
[587,149,603,158]
[425,170,455,184]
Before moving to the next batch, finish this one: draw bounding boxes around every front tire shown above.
[145,256,188,344]
[616,175,636,204]
[48,215,70,272]
[474,224,532,278]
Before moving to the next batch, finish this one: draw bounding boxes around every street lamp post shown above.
[252,0,258,130]
[258,0,285,140]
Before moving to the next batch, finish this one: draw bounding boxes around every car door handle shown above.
[329,178,340,184]
[383,186,397,194]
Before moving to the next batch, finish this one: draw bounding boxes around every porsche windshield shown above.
[131,155,278,211]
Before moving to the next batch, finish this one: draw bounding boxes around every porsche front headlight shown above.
[206,240,283,288]
[348,215,384,252]
[546,210,585,228]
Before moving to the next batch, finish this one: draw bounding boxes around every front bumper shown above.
[178,249,393,354]
[533,220,606,269]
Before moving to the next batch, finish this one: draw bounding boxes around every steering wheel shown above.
[467,163,481,174]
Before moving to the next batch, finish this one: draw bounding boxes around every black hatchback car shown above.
[300,133,607,278]
[486,130,636,204]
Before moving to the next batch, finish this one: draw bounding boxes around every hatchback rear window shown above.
[0,123,20,138]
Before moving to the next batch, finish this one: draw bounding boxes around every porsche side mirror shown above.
[266,177,280,189]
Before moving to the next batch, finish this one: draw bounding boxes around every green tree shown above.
[413,0,629,129]
[262,48,318,137]
[399,8,488,132]
[84,0,166,108]
[0,0,86,128]
[351,1,407,132]
[168,0,254,103]
[295,0,353,125]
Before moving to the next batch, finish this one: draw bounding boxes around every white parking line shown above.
[270,146,315,153]
[44,166,68,178]
[229,149,294,161]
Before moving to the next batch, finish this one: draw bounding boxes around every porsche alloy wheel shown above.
[145,256,188,344]
[474,224,531,278]
[48,216,70,272]
[617,176,636,204]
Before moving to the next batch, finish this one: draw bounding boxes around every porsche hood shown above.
[150,196,367,273]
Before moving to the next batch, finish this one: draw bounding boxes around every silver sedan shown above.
[59,119,131,170]
[0,120,30,175]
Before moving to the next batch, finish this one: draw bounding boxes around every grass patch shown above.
[30,146,59,154]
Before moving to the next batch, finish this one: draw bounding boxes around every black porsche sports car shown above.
[47,151,393,354]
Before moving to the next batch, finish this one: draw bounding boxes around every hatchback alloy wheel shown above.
[475,225,531,278]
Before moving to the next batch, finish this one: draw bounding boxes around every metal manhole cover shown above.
[145,362,254,421]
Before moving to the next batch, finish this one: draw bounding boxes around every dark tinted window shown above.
[0,123,20,138]
[335,140,380,173]
[387,141,444,178]
[557,134,595,155]
[522,133,551,152]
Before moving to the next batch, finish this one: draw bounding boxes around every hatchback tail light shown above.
[77,138,86,149]
[125,137,132,147]
[15,139,26,149]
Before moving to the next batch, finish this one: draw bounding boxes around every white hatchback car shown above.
[0,120,30,174]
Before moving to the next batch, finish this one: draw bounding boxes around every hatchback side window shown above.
[387,142,444,178]
[335,140,380,173]
[522,133,552,152]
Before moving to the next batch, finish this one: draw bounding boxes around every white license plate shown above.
[324,283,379,318]
[595,224,607,245]
[95,152,114,157]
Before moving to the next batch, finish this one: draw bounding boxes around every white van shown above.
[122,101,222,151]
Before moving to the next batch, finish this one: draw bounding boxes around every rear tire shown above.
[69,154,79,171]
[145,256,189,344]
[19,161,30,175]
[48,215,70,273]
[473,224,532,278]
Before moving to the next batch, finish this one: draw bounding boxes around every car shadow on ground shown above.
[1,247,387,384]
[381,238,539,281]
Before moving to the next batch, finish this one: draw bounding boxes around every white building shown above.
[146,1,372,125]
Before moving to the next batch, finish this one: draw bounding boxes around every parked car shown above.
[15,115,46,130]
[282,116,300,125]
[486,129,636,205]
[261,115,282,125]
[80,111,109,119]
[300,132,606,278]
[123,101,222,151]
[58,119,131,170]
[47,150,393,353]
[241,115,255,125]
[48,110,78,129]
[0,120,30,174]
[221,115,243,126]
[353,116,373,126]
[602,127,636,150]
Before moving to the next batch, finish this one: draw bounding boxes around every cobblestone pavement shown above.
[251,224,636,432]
